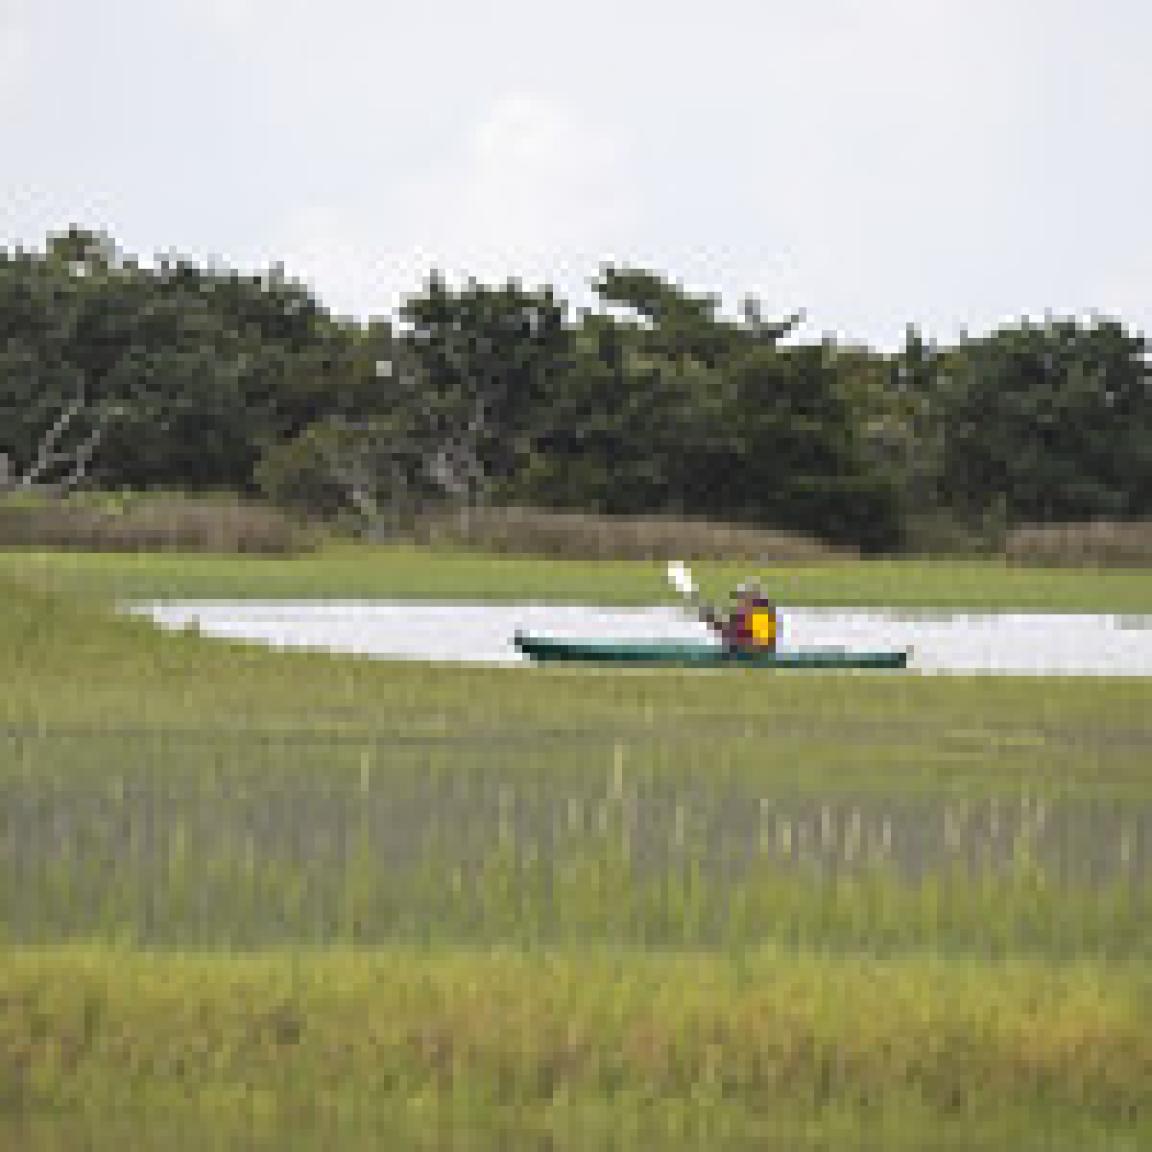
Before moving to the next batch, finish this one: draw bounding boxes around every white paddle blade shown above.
[667,560,697,597]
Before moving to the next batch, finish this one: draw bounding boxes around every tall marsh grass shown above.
[1005,520,1152,567]
[0,492,312,554]
[1,726,1148,954]
[412,505,855,562]
[3,946,1149,1148]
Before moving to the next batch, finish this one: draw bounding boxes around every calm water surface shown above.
[130,602,1152,676]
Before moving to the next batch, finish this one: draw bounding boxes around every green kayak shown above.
[513,633,909,669]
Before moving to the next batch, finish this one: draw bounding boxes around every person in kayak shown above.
[700,581,779,652]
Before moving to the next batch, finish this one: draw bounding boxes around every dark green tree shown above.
[940,318,1151,524]
[399,274,571,507]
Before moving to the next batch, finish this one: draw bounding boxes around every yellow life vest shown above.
[747,603,778,646]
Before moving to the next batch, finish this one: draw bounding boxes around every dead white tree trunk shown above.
[314,437,383,525]
[299,395,495,540]
[307,418,422,540]
[423,401,491,532]
[0,392,118,496]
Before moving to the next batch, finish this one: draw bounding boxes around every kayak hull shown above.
[513,633,909,669]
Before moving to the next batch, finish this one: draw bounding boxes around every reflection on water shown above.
[130,601,1152,676]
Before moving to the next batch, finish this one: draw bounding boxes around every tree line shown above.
[2,227,1149,551]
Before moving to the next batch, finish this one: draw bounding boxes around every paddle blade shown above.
[667,560,697,597]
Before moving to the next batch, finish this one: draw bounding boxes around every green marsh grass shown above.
[3,946,1150,1149]
[3,542,1152,610]
[1,566,1150,1146]
[2,725,1148,955]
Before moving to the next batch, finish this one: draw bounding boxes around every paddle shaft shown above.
[667,562,725,638]
[680,589,725,637]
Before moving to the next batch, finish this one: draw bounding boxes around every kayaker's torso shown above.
[721,597,778,651]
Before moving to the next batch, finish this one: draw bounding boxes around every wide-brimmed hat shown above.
[734,581,765,598]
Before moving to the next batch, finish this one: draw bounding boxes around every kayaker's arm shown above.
[696,601,730,640]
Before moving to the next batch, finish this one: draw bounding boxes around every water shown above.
[129,601,1152,676]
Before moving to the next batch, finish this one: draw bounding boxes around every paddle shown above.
[667,561,721,636]
[666,560,697,601]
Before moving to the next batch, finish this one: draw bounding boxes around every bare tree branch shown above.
[314,437,382,523]
[20,394,86,487]
[54,406,118,493]
[1,393,120,496]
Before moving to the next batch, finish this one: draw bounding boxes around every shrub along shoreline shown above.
[2,491,1151,568]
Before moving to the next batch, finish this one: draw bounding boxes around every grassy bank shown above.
[3,543,1152,611]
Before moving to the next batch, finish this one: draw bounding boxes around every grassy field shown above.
[1,549,1150,1147]
[4,541,1152,610]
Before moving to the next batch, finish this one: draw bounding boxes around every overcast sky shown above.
[2,0,1149,346]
